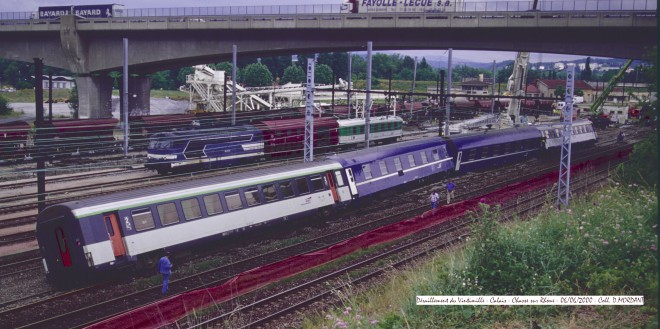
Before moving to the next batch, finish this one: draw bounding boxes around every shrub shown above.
[0,95,12,115]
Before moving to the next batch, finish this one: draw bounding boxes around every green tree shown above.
[554,85,566,98]
[69,84,79,118]
[0,95,12,115]
[176,67,194,88]
[260,56,291,80]
[350,54,367,80]
[497,62,514,83]
[314,64,333,84]
[581,57,592,81]
[281,64,305,84]
[150,70,175,90]
[242,63,273,87]
[2,62,20,87]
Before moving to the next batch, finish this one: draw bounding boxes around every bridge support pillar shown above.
[75,76,113,119]
[120,76,152,116]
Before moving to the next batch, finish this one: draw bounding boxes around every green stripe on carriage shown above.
[73,164,342,218]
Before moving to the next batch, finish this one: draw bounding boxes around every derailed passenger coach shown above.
[36,123,597,284]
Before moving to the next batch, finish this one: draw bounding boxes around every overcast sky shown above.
[0,0,606,64]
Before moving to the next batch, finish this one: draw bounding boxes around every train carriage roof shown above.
[328,137,448,166]
[258,117,338,131]
[445,126,541,150]
[48,159,342,219]
[151,124,260,139]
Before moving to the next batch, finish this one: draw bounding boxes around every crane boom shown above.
[505,52,530,124]
[589,59,633,114]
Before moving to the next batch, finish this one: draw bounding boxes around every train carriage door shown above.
[55,227,72,267]
[345,168,358,197]
[104,214,126,257]
[455,151,463,171]
[325,172,339,203]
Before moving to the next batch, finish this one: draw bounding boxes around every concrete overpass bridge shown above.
[0,9,656,118]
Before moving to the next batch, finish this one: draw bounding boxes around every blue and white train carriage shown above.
[36,160,355,281]
[36,123,596,283]
[328,137,454,198]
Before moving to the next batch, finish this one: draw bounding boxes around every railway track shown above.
[0,139,629,328]
[187,165,612,329]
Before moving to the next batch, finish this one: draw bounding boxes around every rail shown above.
[0,0,656,21]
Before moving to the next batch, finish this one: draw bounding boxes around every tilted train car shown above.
[444,126,543,172]
[328,136,454,198]
[537,120,598,149]
[36,160,355,282]
[37,122,599,283]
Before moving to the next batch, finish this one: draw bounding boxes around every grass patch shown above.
[1,89,72,103]
[0,110,24,119]
[304,184,658,328]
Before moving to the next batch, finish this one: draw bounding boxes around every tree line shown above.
[0,54,652,91]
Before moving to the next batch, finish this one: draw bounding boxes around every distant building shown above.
[458,75,493,100]
[524,84,540,98]
[536,79,595,102]
[42,76,75,89]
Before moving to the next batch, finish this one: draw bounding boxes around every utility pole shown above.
[122,38,129,157]
[410,56,417,117]
[347,52,352,118]
[444,49,452,137]
[48,70,53,122]
[491,60,496,115]
[34,58,46,213]
[232,44,237,126]
[365,41,373,148]
[304,58,315,162]
[439,70,445,136]
[557,64,575,210]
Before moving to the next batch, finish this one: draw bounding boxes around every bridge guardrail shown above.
[0,1,657,21]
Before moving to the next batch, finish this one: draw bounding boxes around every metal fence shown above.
[0,0,656,21]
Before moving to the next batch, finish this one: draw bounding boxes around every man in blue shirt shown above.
[446,181,455,204]
[158,252,173,295]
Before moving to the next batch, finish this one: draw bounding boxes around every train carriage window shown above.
[378,160,388,175]
[262,184,278,202]
[492,144,501,156]
[295,177,310,194]
[407,154,416,167]
[394,157,403,171]
[182,198,202,220]
[132,208,156,231]
[334,171,345,187]
[467,148,477,160]
[279,181,294,198]
[105,217,115,236]
[224,191,243,211]
[432,149,440,161]
[362,164,372,179]
[203,194,223,215]
[420,152,428,164]
[310,175,325,191]
[157,203,180,226]
[244,188,261,207]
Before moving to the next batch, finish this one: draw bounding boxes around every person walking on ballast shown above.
[446,181,455,204]
[159,252,173,295]
[430,191,439,209]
